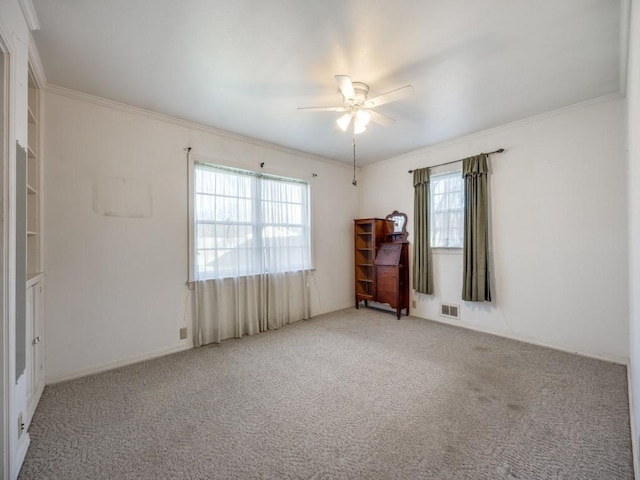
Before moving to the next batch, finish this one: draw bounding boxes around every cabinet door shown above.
[376,266,398,307]
[26,280,44,423]
[25,285,34,411]
[33,281,44,395]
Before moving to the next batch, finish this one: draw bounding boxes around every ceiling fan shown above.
[298,75,413,135]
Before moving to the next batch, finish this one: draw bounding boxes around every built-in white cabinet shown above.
[23,66,44,427]
[13,63,44,479]
[25,277,44,424]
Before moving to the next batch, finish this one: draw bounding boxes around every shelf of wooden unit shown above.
[354,218,387,308]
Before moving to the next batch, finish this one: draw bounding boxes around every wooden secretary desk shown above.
[354,211,410,319]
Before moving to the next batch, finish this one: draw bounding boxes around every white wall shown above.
[43,89,358,382]
[359,96,628,362]
[627,0,640,469]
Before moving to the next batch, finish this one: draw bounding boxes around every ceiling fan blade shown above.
[335,75,355,100]
[298,106,346,112]
[366,85,414,108]
[337,112,352,132]
[368,109,395,126]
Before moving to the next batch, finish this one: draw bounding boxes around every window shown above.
[430,170,464,248]
[193,163,311,280]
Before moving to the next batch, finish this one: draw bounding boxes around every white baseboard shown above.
[25,380,44,431]
[413,313,628,365]
[313,302,355,318]
[45,343,194,385]
[13,433,30,480]
[629,361,639,480]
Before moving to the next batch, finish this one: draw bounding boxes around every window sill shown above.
[432,247,463,255]
[190,268,315,283]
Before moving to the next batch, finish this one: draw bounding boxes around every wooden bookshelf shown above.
[354,218,387,306]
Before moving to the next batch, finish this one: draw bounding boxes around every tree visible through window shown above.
[194,163,311,280]
[430,170,464,248]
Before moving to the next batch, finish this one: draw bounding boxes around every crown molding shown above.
[367,92,623,169]
[44,84,352,170]
[19,0,40,31]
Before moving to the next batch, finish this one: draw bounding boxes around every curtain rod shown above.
[407,148,505,174]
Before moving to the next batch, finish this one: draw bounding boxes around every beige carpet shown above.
[19,308,633,479]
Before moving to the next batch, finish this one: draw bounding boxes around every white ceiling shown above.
[31,0,623,165]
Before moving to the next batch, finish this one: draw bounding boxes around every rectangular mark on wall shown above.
[93,176,152,218]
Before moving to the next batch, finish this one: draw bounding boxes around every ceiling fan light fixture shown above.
[337,113,352,132]
[299,74,412,139]
[354,119,367,135]
[356,109,371,127]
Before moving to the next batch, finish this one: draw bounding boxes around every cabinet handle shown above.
[32,336,40,344]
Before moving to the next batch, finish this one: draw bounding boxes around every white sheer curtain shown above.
[430,170,464,248]
[193,163,311,346]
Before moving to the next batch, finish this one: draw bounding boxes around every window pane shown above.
[194,164,311,279]
[262,226,304,247]
[261,201,302,225]
[199,224,255,249]
[197,224,216,249]
[430,171,464,248]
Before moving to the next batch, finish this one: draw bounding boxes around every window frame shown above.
[188,158,313,281]
[430,169,465,250]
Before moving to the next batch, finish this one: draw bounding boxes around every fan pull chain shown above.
[352,137,357,187]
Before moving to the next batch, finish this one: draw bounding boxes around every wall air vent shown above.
[440,303,460,319]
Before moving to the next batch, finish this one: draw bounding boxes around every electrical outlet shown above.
[18,413,23,438]
[179,327,188,340]
[412,300,416,308]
